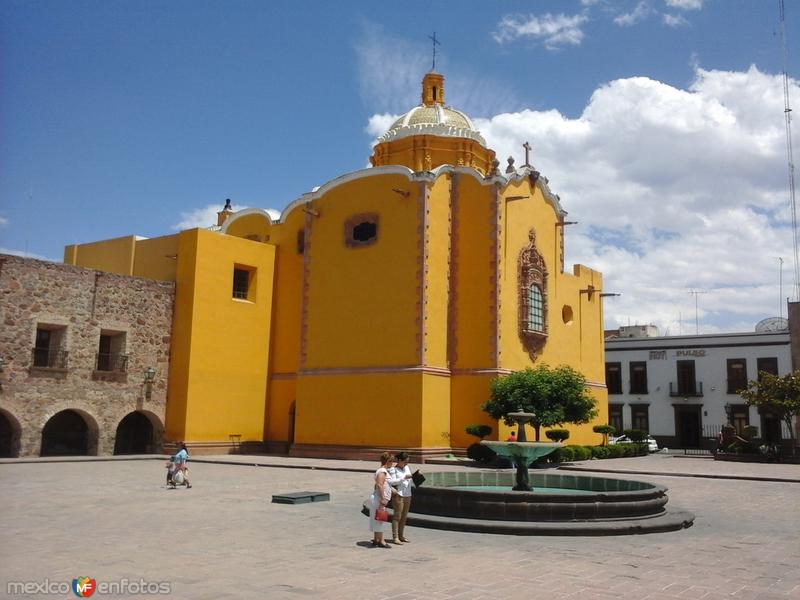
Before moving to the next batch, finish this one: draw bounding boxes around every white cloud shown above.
[0,247,51,260]
[665,0,704,9]
[614,1,653,27]
[464,65,799,333]
[355,23,519,118]
[0,216,8,227]
[492,13,588,50]
[663,13,689,27]
[174,203,281,230]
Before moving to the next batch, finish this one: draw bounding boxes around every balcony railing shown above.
[669,381,703,397]
[95,353,128,373]
[31,347,69,369]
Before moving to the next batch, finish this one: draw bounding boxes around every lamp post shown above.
[144,367,156,400]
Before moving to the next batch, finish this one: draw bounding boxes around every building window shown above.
[726,359,747,394]
[96,331,127,372]
[606,362,622,395]
[32,325,68,368]
[232,266,255,301]
[517,228,548,359]
[757,357,778,380]
[345,213,379,247]
[609,405,624,435]
[671,360,700,396]
[730,404,749,435]
[527,285,544,332]
[297,229,305,254]
[629,361,648,394]
[631,404,649,433]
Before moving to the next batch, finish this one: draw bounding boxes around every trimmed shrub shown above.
[563,444,591,461]
[592,445,611,459]
[554,446,574,462]
[466,442,496,463]
[465,424,493,440]
[545,429,570,442]
[623,429,647,443]
[607,444,624,458]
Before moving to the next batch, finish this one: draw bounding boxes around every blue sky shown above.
[1,0,798,334]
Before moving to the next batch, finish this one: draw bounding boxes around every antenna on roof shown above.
[779,0,799,300]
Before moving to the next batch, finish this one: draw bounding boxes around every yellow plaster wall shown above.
[494,177,607,443]
[133,235,179,281]
[303,174,420,369]
[294,373,423,446]
[423,176,452,368]
[421,373,452,447]
[167,228,275,443]
[449,375,496,447]
[451,175,496,369]
[64,235,137,275]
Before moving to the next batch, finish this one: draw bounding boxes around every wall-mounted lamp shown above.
[144,367,156,400]
[392,188,410,198]
[580,286,621,301]
[555,221,579,227]
[723,402,732,424]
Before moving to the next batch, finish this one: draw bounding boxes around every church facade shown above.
[63,72,608,458]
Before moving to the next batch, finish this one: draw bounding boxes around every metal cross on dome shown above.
[429,32,441,71]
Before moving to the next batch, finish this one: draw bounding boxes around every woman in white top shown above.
[387,452,413,544]
[369,452,395,548]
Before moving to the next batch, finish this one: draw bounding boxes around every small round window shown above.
[345,213,379,247]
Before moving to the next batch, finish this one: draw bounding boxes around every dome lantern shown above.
[370,71,496,175]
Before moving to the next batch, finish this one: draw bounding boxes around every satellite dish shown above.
[755,317,788,332]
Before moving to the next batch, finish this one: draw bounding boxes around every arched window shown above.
[527,284,544,332]
[518,229,548,359]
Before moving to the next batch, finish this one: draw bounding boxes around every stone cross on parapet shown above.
[523,141,532,167]
[429,32,441,71]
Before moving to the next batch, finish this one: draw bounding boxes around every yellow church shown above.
[64,71,608,459]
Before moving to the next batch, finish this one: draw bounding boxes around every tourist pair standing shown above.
[369,451,413,548]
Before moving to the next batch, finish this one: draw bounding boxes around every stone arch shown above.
[113,410,163,455]
[0,409,22,458]
[40,409,100,457]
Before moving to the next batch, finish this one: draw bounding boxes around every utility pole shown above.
[688,290,707,335]
[776,256,784,318]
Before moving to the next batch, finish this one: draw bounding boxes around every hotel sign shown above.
[648,349,706,360]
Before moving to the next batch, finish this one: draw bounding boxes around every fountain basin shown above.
[360,470,695,535]
[413,471,668,521]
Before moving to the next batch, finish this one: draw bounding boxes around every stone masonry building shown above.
[0,254,174,457]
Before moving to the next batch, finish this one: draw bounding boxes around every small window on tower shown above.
[232,265,256,301]
[432,86,438,101]
[345,213,379,247]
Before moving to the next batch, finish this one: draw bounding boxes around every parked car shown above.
[609,435,659,453]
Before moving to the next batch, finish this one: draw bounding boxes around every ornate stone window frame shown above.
[518,228,548,360]
[345,213,379,248]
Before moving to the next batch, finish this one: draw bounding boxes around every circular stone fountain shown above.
[364,411,694,535]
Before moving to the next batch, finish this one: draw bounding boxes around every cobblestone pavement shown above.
[1,456,799,600]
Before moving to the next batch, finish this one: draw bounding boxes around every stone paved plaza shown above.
[1,455,799,600]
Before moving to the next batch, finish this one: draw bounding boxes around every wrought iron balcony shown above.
[95,353,128,373]
[31,347,69,369]
[669,381,703,397]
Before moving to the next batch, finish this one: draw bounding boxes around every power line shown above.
[779,0,799,300]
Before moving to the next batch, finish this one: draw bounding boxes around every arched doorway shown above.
[114,411,156,454]
[0,410,21,458]
[41,410,97,456]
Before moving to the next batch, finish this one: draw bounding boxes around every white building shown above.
[604,329,791,449]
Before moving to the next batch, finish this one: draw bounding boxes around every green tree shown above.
[740,371,800,453]
[482,364,598,441]
[593,424,617,446]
